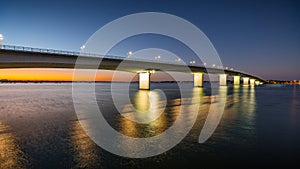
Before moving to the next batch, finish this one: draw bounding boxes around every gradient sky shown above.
[0,0,299,80]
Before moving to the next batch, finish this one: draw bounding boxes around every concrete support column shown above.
[255,81,260,85]
[243,77,249,85]
[194,72,204,87]
[250,79,255,86]
[139,72,150,90]
[233,76,240,85]
[219,74,227,86]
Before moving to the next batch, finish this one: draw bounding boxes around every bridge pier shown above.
[139,72,150,90]
[233,76,240,85]
[219,74,227,86]
[255,81,260,85]
[243,77,249,85]
[250,79,256,86]
[193,72,204,87]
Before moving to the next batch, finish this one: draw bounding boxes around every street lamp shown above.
[80,45,86,55]
[155,55,161,61]
[0,34,3,49]
[190,60,195,65]
[127,51,132,58]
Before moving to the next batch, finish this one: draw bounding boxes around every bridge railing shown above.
[2,44,80,56]
[1,44,187,65]
[1,44,147,60]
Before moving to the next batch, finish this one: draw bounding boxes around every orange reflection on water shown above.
[120,90,168,138]
[228,85,241,119]
[70,120,101,168]
[0,121,27,169]
[242,85,256,115]
[133,90,166,124]
[198,86,228,142]
[222,85,256,122]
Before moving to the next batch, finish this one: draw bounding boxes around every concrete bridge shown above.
[0,45,265,90]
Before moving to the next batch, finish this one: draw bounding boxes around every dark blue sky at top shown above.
[0,0,299,80]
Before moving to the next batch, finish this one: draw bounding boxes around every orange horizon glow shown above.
[0,68,193,82]
[0,68,138,81]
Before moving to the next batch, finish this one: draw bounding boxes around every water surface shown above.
[0,83,299,168]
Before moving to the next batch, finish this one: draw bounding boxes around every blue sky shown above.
[0,0,299,80]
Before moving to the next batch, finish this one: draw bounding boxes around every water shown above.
[0,83,299,168]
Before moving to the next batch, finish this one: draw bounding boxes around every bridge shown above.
[0,45,265,90]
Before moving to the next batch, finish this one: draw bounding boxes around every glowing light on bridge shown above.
[149,70,156,74]
[233,76,240,85]
[175,58,181,63]
[190,60,196,65]
[243,77,249,85]
[155,55,161,61]
[139,72,150,90]
[0,34,3,49]
[127,51,132,58]
[193,72,203,87]
[219,74,227,86]
[250,79,256,85]
[80,45,85,54]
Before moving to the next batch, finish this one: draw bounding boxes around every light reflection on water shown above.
[120,90,168,138]
[70,120,102,168]
[121,90,166,124]
[0,121,27,169]
[0,83,299,168]
[119,87,203,138]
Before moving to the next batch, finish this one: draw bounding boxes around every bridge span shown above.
[0,45,265,89]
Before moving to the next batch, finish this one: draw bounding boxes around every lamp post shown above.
[155,55,160,62]
[190,60,195,65]
[0,34,3,49]
[175,58,181,63]
[127,51,132,58]
[80,45,85,55]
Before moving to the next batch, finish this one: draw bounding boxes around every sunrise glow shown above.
[0,69,135,81]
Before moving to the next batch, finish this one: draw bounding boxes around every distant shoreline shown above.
[0,80,192,83]
[0,80,299,84]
